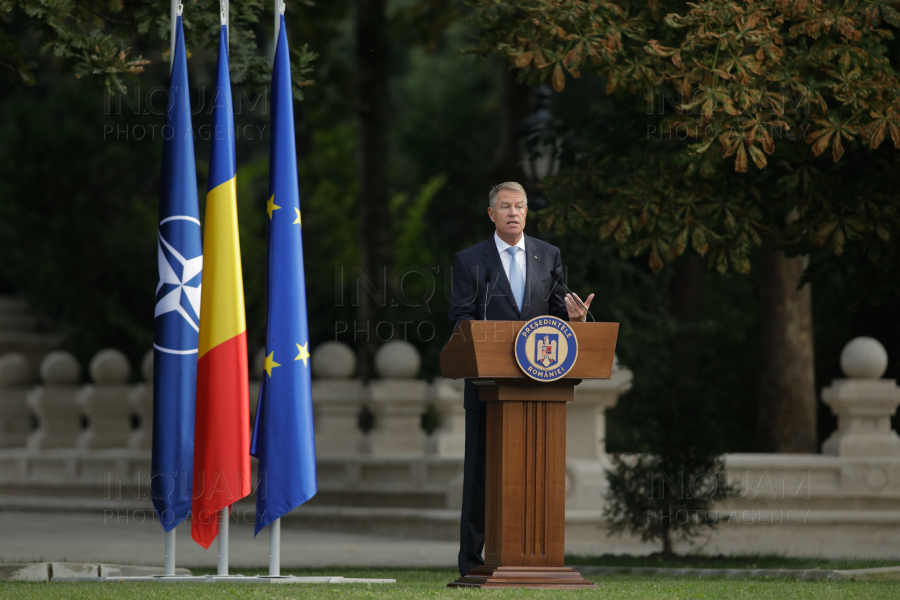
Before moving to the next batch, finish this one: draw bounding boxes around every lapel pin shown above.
[533,255,538,259]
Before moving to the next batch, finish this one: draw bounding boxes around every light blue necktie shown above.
[506,246,525,311]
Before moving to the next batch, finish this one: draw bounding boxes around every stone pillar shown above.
[76,349,133,450]
[822,337,900,457]
[128,351,153,451]
[0,353,35,448]
[565,357,633,510]
[568,359,633,460]
[311,342,366,455]
[26,351,82,450]
[426,377,465,456]
[363,340,428,455]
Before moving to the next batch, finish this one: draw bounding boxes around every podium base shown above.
[447,566,598,589]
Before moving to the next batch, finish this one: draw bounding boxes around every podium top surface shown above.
[440,320,619,381]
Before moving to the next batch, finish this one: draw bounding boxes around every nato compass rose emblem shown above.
[154,216,202,354]
[515,316,578,382]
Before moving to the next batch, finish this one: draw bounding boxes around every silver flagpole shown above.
[217,507,229,575]
[267,0,285,580]
[164,528,176,575]
[223,0,229,47]
[165,0,180,575]
[169,0,177,73]
[268,518,281,576]
[274,0,282,47]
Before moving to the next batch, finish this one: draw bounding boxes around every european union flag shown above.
[250,14,317,534]
[152,15,201,531]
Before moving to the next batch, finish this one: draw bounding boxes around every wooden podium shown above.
[440,320,619,589]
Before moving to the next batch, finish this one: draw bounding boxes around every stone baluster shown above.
[426,377,465,456]
[363,340,428,455]
[569,356,633,460]
[26,351,82,450]
[822,337,900,457]
[76,349,133,450]
[311,341,365,455]
[0,353,35,448]
[565,356,633,510]
[128,351,153,451]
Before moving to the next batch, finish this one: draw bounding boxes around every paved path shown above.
[0,511,657,569]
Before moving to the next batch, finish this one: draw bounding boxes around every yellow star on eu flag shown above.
[294,208,301,225]
[267,195,281,220]
[295,342,310,367]
[264,351,281,377]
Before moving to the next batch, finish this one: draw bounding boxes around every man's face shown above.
[488,190,528,238]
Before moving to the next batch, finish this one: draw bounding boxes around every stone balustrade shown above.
[0,340,473,458]
[3,336,898,467]
[364,341,429,455]
[0,353,34,448]
[822,337,900,457]
[77,349,133,450]
[127,351,154,451]
[26,351,82,450]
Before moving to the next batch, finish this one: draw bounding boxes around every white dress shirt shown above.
[494,232,527,286]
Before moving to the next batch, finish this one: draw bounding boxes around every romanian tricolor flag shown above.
[191,23,251,549]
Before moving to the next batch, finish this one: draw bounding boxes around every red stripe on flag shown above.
[191,330,251,549]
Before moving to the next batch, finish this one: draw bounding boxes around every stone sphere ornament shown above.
[374,340,420,379]
[311,342,357,379]
[0,353,32,386]
[89,349,131,384]
[40,351,81,384]
[840,337,888,379]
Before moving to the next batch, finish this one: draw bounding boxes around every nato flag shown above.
[250,15,318,534]
[152,15,202,532]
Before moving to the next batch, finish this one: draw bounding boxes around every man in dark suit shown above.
[448,181,594,577]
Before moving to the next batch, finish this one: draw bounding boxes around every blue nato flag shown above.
[152,15,202,532]
[250,15,318,534]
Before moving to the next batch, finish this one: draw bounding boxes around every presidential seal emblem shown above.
[515,316,578,381]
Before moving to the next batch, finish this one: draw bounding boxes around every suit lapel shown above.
[481,237,520,314]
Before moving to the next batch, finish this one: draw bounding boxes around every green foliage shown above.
[469,0,900,299]
[0,78,160,366]
[1,0,315,97]
[604,453,735,558]
[391,173,447,268]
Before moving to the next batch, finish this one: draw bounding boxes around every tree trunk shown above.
[356,0,393,380]
[756,249,817,453]
[669,255,705,324]
[489,62,533,185]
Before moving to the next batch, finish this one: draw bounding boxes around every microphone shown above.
[553,271,594,322]
[482,268,492,320]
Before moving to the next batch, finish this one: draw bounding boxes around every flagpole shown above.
[164,528,176,575]
[170,0,177,73]
[165,0,181,572]
[217,507,229,575]
[216,6,229,576]
[274,0,283,47]
[269,518,281,576]
[222,0,229,48]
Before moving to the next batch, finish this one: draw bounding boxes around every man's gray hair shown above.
[489,182,528,209]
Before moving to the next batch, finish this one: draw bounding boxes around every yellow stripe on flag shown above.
[198,177,246,359]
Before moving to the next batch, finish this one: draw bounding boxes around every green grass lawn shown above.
[2,567,899,600]
[565,554,900,571]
